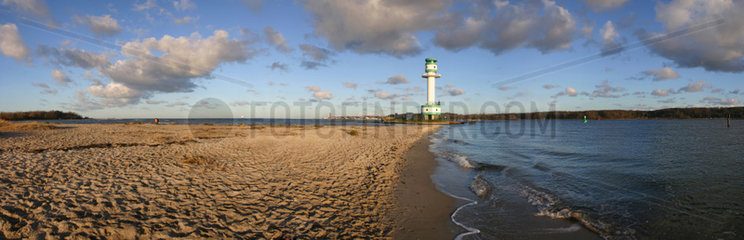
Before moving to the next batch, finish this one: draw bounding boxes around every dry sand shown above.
[0,123,440,239]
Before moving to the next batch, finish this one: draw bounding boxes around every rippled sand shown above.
[0,124,437,239]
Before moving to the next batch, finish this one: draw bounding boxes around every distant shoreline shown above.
[2,106,741,122]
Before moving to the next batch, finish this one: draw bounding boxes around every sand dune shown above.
[0,124,438,239]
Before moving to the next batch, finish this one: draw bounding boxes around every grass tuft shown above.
[0,120,57,131]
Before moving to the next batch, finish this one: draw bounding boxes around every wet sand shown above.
[0,123,438,239]
[393,130,458,239]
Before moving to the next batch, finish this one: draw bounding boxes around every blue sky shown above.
[0,0,742,118]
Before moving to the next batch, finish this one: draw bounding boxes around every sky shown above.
[0,0,742,119]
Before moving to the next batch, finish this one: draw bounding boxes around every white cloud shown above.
[405,86,423,92]
[581,24,594,38]
[75,15,122,37]
[0,23,30,61]
[590,80,624,98]
[640,0,744,72]
[600,20,622,55]
[173,0,196,11]
[32,82,49,88]
[268,61,288,72]
[385,75,409,85]
[133,0,158,11]
[264,26,292,53]
[146,100,167,104]
[86,82,142,101]
[434,0,576,55]
[374,91,398,100]
[447,88,465,96]
[701,96,740,105]
[64,90,104,111]
[642,67,680,81]
[304,0,449,57]
[299,44,334,62]
[498,86,511,91]
[579,0,629,12]
[230,101,251,106]
[173,16,195,24]
[2,0,57,26]
[62,30,258,109]
[652,89,674,97]
[312,91,333,100]
[51,69,72,86]
[543,84,558,89]
[166,101,189,107]
[678,80,708,93]
[343,81,357,89]
[658,98,677,104]
[104,30,257,94]
[300,60,327,70]
[563,87,578,96]
[241,0,264,12]
[305,85,332,100]
[37,45,109,69]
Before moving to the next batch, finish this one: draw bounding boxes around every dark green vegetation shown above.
[445,107,744,120]
[0,111,85,121]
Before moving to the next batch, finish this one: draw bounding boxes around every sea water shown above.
[430,120,744,239]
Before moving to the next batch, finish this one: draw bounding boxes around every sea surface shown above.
[429,120,744,239]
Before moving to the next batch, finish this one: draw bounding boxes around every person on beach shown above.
[155,118,159,124]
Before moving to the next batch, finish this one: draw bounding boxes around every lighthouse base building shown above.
[421,58,441,120]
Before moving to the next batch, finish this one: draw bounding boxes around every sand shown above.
[393,131,458,239]
[0,123,440,239]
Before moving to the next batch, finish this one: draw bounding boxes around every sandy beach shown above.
[0,123,442,239]
[393,131,458,239]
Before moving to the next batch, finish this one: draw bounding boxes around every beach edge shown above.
[392,127,458,240]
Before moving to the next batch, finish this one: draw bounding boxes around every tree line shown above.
[0,111,85,121]
[445,107,744,120]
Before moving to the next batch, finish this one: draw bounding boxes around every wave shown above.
[532,162,551,172]
[436,151,507,171]
[519,184,637,239]
[540,149,580,157]
[470,173,494,199]
[541,223,583,233]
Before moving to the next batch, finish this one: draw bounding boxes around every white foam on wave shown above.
[452,154,477,169]
[542,223,583,233]
[436,186,481,240]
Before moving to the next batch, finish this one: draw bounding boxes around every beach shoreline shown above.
[393,128,459,239]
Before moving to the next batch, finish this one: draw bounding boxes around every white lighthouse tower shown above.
[421,58,441,120]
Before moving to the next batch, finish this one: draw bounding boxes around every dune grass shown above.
[0,119,58,131]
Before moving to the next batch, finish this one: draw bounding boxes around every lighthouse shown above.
[421,58,441,120]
